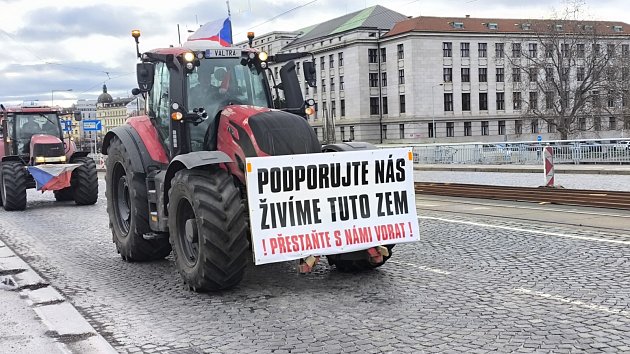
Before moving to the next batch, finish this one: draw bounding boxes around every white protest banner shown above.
[245,148,420,265]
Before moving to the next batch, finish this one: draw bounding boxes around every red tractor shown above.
[0,104,98,210]
[103,30,393,292]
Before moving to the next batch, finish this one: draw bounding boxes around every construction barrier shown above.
[544,146,554,187]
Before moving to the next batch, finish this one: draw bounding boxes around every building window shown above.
[464,121,472,136]
[561,43,569,57]
[479,68,487,82]
[370,97,379,115]
[529,67,538,82]
[399,95,406,113]
[446,122,455,137]
[461,68,470,82]
[381,72,387,86]
[380,48,387,63]
[479,92,488,110]
[428,123,434,138]
[382,97,388,115]
[515,120,523,134]
[495,43,504,58]
[496,68,504,82]
[593,44,601,56]
[546,67,554,82]
[608,90,615,108]
[594,117,602,131]
[339,76,344,91]
[369,73,378,87]
[528,43,538,57]
[496,92,505,110]
[368,49,378,63]
[320,56,325,70]
[546,122,556,133]
[610,116,616,130]
[329,54,334,68]
[444,93,454,111]
[330,77,335,91]
[397,44,404,59]
[399,124,405,139]
[481,121,489,135]
[350,126,354,140]
[513,92,522,110]
[338,52,344,66]
[478,43,487,57]
[623,44,629,58]
[498,120,506,135]
[608,44,616,57]
[462,93,471,111]
[529,91,538,110]
[322,102,327,116]
[331,100,336,117]
[461,42,470,57]
[340,99,345,117]
[382,125,387,139]
[512,68,521,82]
[443,68,453,82]
[340,126,345,141]
[321,79,326,92]
[546,91,554,109]
[510,44,523,60]
[577,43,585,58]
[579,117,587,130]
[398,69,405,84]
[443,42,452,57]
[531,119,539,133]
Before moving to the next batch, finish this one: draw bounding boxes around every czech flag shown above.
[186,17,233,47]
[27,164,81,192]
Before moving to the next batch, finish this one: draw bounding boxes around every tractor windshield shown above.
[13,113,61,154]
[187,57,270,151]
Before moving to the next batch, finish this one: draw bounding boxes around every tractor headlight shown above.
[59,155,66,162]
[171,112,183,121]
[35,156,45,163]
[260,62,267,69]
[183,52,195,62]
[258,51,268,61]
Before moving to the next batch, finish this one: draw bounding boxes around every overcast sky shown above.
[1,0,629,107]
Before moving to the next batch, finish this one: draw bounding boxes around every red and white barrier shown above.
[544,146,554,187]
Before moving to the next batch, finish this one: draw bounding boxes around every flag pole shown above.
[226,1,231,17]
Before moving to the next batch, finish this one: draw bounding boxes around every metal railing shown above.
[398,139,630,165]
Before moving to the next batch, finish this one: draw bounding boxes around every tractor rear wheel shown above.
[327,245,394,272]
[54,187,73,202]
[1,161,28,211]
[168,168,249,292]
[106,137,171,261]
[71,156,98,205]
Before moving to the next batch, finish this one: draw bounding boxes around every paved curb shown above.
[414,165,630,175]
[0,240,117,354]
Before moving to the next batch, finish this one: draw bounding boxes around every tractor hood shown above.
[30,134,65,162]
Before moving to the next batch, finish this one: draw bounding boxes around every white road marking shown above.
[515,288,630,318]
[388,260,451,275]
[418,216,630,245]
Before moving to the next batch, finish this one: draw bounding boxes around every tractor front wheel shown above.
[168,168,249,292]
[106,137,171,261]
[71,157,98,205]
[1,161,28,211]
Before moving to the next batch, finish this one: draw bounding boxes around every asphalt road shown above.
[1,179,630,353]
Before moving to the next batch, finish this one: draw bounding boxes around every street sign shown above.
[62,120,72,132]
[537,135,542,142]
[83,120,102,131]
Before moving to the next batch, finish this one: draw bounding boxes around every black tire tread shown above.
[2,162,27,211]
[54,187,74,202]
[105,137,171,261]
[71,157,98,205]
[168,168,249,292]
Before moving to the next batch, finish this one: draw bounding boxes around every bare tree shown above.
[506,2,630,140]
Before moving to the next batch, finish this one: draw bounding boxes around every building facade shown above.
[244,7,630,143]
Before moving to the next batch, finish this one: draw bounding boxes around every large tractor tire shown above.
[168,168,249,292]
[70,156,98,205]
[106,137,171,261]
[327,245,395,272]
[1,161,28,211]
[54,187,74,202]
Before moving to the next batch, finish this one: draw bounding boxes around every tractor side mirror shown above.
[302,61,316,87]
[279,61,305,110]
[73,111,82,122]
[136,62,155,92]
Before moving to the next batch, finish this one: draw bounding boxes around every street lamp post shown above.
[51,89,73,107]
[431,83,443,143]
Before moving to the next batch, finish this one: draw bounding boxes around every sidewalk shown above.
[414,164,630,175]
[0,240,116,354]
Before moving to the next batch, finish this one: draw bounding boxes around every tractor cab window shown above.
[148,62,171,142]
[15,114,61,154]
[187,57,269,151]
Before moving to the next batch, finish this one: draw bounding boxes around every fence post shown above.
[544,146,554,187]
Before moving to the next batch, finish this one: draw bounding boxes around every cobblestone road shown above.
[1,179,630,353]
[415,170,630,191]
